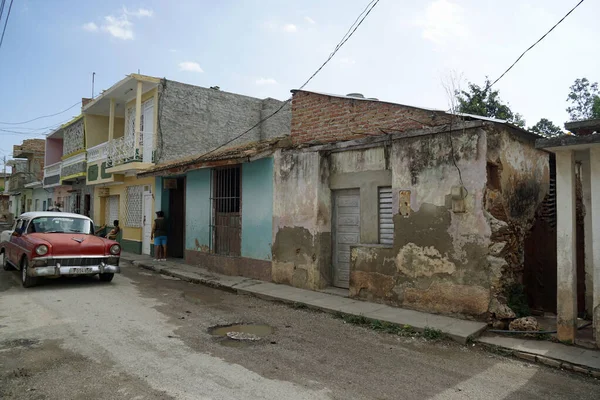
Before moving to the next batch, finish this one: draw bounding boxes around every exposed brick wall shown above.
[290,91,451,145]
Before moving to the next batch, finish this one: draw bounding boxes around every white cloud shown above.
[179,62,204,73]
[256,78,277,85]
[415,0,469,44]
[89,7,153,40]
[82,22,98,32]
[283,24,297,33]
[304,16,316,25]
[102,15,134,40]
[169,49,177,53]
[123,7,154,18]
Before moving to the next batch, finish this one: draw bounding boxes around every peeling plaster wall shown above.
[272,150,332,289]
[349,127,549,320]
[485,128,550,310]
[351,128,492,319]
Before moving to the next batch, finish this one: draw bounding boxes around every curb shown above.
[125,257,483,345]
[478,342,600,379]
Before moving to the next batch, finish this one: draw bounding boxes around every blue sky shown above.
[1,0,599,166]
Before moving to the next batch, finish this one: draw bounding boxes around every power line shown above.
[198,0,380,159]
[0,0,13,51]
[0,101,81,125]
[0,0,7,24]
[488,0,585,89]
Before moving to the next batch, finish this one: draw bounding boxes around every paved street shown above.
[0,258,598,400]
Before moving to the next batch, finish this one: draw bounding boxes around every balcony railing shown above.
[87,142,108,163]
[106,135,142,168]
[44,162,61,176]
[43,162,62,187]
[61,152,87,179]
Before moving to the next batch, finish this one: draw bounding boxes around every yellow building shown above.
[83,74,159,255]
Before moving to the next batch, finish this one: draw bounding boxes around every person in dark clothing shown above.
[151,211,168,261]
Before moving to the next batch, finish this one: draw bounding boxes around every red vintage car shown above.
[0,212,121,287]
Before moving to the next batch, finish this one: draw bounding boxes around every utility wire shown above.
[0,0,7,24]
[198,0,380,159]
[0,101,80,125]
[0,0,13,51]
[488,0,585,89]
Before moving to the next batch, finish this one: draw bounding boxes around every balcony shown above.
[43,162,62,188]
[105,133,154,174]
[87,142,108,163]
[61,152,87,183]
[8,173,34,193]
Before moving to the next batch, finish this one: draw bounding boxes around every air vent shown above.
[346,93,365,99]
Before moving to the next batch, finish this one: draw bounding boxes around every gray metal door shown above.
[333,189,360,288]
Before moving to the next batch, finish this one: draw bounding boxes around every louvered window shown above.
[379,187,393,245]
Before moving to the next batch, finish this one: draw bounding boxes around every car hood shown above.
[29,233,110,256]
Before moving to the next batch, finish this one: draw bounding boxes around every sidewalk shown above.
[120,252,487,344]
[478,334,600,377]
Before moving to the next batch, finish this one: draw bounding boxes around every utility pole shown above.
[92,72,96,99]
[2,155,6,194]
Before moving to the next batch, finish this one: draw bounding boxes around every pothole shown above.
[208,323,274,347]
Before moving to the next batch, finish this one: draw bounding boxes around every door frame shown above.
[331,188,361,289]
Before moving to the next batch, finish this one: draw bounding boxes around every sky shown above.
[0,0,598,168]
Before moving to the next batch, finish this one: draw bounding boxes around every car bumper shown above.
[30,264,121,277]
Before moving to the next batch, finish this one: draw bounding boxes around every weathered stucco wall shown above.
[485,127,549,320]
[157,80,291,164]
[349,127,549,320]
[350,128,491,317]
[272,150,332,289]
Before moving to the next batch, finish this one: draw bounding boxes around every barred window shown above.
[126,186,143,227]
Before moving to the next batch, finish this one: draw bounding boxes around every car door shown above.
[6,219,23,266]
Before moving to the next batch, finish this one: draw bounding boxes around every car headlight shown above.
[35,245,49,256]
[110,244,121,255]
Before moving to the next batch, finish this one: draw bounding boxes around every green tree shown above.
[455,78,525,127]
[566,77,600,121]
[529,118,563,137]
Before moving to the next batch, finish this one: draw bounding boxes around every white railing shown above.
[44,162,61,178]
[87,142,108,163]
[106,134,142,168]
[62,151,86,167]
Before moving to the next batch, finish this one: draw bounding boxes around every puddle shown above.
[208,323,274,347]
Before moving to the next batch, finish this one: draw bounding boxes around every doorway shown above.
[332,189,361,288]
[142,191,153,255]
[168,177,185,258]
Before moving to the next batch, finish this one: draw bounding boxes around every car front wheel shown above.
[21,258,38,288]
[99,273,114,282]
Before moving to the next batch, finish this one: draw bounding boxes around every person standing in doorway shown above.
[151,211,168,261]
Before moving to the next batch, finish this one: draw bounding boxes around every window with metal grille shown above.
[105,195,120,226]
[210,166,241,256]
[126,186,143,227]
[379,187,393,245]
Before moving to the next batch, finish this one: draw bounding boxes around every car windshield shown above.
[29,217,93,234]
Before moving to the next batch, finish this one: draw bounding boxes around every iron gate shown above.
[210,166,241,256]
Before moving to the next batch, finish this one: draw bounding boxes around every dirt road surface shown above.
[1,258,598,399]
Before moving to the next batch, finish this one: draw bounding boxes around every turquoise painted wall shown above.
[155,177,170,218]
[185,169,211,251]
[241,158,273,260]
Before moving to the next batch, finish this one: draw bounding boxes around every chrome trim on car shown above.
[28,264,120,277]
[34,255,112,260]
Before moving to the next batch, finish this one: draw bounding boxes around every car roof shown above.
[19,212,92,221]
